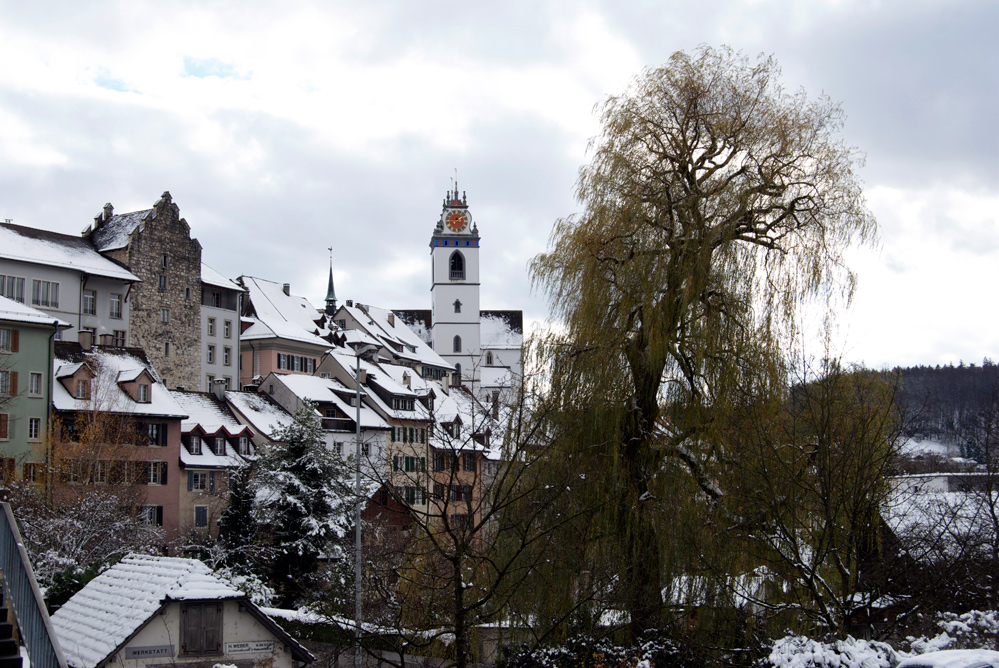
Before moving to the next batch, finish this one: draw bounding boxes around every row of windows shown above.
[185,434,251,456]
[0,370,44,396]
[391,484,472,506]
[332,441,371,457]
[206,318,233,338]
[432,451,476,473]
[77,327,127,347]
[0,275,25,303]
[62,459,168,485]
[393,455,426,473]
[82,290,125,319]
[206,375,232,392]
[390,426,426,444]
[206,345,232,365]
[277,354,316,373]
[0,278,63,309]
[0,413,41,441]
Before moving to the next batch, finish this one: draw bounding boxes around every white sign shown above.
[126,645,173,659]
[226,641,275,654]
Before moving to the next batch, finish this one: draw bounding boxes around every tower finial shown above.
[325,246,338,316]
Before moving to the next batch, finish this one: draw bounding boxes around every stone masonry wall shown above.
[118,193,203,390]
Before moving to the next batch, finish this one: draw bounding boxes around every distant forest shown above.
[895,360,999,460]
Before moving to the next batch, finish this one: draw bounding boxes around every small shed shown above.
[51,555,313,668]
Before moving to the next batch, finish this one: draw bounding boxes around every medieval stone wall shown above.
[121,194,203,390]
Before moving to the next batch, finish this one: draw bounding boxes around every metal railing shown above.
[0,503,67,668]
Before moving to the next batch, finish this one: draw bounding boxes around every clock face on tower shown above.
[444,209,470,233]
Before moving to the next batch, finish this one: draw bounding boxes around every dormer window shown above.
[238,436,250,456]
[137,383,150,403]
[75,379,90,399]
[189,436,202,455]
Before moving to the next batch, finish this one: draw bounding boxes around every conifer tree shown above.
[253,402,353,607]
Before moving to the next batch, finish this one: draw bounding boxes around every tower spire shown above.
[325,246,338,316]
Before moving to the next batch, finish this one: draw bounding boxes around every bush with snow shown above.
[766,636,899,668]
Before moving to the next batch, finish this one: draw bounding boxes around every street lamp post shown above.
[353,344,377,668]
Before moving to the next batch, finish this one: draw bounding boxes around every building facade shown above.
[86,193,204,390]
[0,296,70,483]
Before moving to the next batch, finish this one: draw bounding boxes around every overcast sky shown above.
[1,0,996,370]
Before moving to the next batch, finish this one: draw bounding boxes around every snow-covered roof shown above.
[393,309,432,346]
[52,345,188,418]
[201,262,243,291]
[239,275,334,348]
[0,223,139,282]
[884,487,999,560]
[225,390,293,441]
[340,304,452,371]
[51,555,242,668]
[273,374,387,430]
[480,311,523,349]
[0,295,71,327]
[88,209,150,252]
[170,391,254,467]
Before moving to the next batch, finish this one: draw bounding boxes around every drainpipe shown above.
[45,320,58,506]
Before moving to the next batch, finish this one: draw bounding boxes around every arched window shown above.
[486,351,493,365]
[454,299,462,313]
[453,335,462,353]
[449,251,465,280]
[454,363,462,382]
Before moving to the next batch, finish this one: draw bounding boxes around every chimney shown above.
[282,283,290,296]
[387,313,395,327]
[358,369,367,384]
[103,203,114,222]
[346,300,353,307]
[79,330,93,350]
[99,333,113,346]
[212,378,226,401]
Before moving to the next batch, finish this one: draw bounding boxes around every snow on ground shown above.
[902,437,959,458]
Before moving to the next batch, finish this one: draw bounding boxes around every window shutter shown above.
[9,372,17,394]
[161,462,168,485]
[420,457,426,472]
[390,427,395,442]
[187,471,193,491]
[0,414,7,439]
[155,506,163,526]
[209,471,216,491]
[393,456,399,472]
[9,330,17,353]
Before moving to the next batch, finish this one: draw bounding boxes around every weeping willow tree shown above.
[528,46,877,642]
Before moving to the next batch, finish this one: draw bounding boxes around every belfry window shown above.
[453,335,461,353]
[449,252,465,280]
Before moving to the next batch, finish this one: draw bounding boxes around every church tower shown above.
[430,186,481,387]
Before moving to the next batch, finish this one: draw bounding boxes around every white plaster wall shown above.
[107,599,296,668]
[201,305,239,391]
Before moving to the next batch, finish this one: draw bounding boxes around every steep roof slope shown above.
[0,223,139,282]
[51,555,242,668]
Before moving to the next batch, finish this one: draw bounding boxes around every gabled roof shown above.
[51,555,312,668]
[0,295,71,328]
[87,209,151,252]
[238,275,334,348]
[481,310,523,349]
[52,344,187,419]
[267,373,387,430]
[0,223,139,282]
[201,262,244,292]
[340,304,452,371]
[224,390,293,441]
[170,390,254,467]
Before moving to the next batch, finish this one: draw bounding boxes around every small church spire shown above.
[325,246,338,316]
